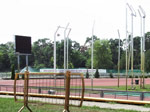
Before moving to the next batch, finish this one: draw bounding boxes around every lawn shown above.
[0,97,140,112]
[85,84,150,92]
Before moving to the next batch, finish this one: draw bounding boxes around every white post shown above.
[91,21,95,89]
[54,26,60,73]
[126,3,136,89]
[67,29,71,69]
[117,30,120,88]
[139,5,146,88]
[131,14,134,87]
[125,3,128,91]
[64,23,70,73]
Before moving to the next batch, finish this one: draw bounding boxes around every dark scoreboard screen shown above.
[15,35,31,54]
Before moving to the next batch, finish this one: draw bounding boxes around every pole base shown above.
[63,109,70,112]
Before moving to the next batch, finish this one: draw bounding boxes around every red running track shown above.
[0,78,150,86]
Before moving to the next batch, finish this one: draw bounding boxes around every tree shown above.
[145,49,150,72]
[94,69,100,78]
[133,36,141,69]
[69,39,86,68]
[32,38,53,69]
[11,64,15,80]
[93,40,113,69]
[120,51,126,70]
[0,43,12,71]
[145,32,150,51]
[109,38,123,69]
[85,69,89,78]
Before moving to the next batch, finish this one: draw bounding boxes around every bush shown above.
[109,72,113,78]
[135,75,139,78]
[139,75,148,78]
[11,65,15,80]
[94,69,100,78]
[129,75,132,78]
[145,75,148,78]
[148,75,150,78]
[86,69,89,78]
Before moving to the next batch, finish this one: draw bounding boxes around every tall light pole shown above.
[117,30,120,88]
[91,21,95,89]
[126,3,136,89]
[54,26,60,73]
[126,4,129,91]
[138,6,146,88]
[53,24,71,73]
[64,23,70,73]
[125,3,128,91]
[67,28,71,70]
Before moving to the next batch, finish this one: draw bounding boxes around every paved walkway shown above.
[83,101,150,112]
[1,95,150,112]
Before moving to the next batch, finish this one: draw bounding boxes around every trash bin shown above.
[135,80,139,85]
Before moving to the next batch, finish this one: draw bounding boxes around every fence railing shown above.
[0,84,150,102]
[13,71,85,112]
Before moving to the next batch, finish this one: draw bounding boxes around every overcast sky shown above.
[0,0,150,45]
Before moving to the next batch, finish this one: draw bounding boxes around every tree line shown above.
[0,32,150,72]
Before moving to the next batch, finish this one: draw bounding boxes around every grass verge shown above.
[85,84,150,92]
[0,97,140,112]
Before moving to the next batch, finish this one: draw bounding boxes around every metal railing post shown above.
[63,71,71,112]
[140,92,144,101]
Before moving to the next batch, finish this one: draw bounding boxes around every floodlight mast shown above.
[125,3,128,91]
[138,9,143,88]
[138,5,146,88]
[126,3,136,89]
[91,20,95,89]
[117,29,120,88]
[54,24,71,73]
[54,26,60,73]
[67,28,71,70]
[138,9,143,71]
[64,23,70,72]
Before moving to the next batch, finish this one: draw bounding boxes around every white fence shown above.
[40,69,106,74]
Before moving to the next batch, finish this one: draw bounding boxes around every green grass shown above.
[85,84,150,92]
[144,104,150,108]
[0,97,140,112]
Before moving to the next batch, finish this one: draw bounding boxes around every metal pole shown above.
[138,9,143,88]
[64,23,70,73]
[54,26,60,73]
[131,14,134,89]
[17,55,20,72]
[67,29,71,70]
[127,3,136,89]
[125,4,128,91]
[139,5,146,89]
[26,55,28,71]
[117,30,120,88]
[63,71,71,112]
[143,15,145,88]
[91,21,95,89]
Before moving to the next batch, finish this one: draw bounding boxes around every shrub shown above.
[94,69,100,78]
[145,75,148,78]
[135,75,139,78]
[148,75,150,78]
[129,75,132,78]
[86,69,89,78]
[109,72,113,78]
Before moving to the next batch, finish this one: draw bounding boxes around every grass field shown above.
[0,97,140,112]
[85,84,150,92]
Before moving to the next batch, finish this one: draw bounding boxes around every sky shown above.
[0,0,150,45]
